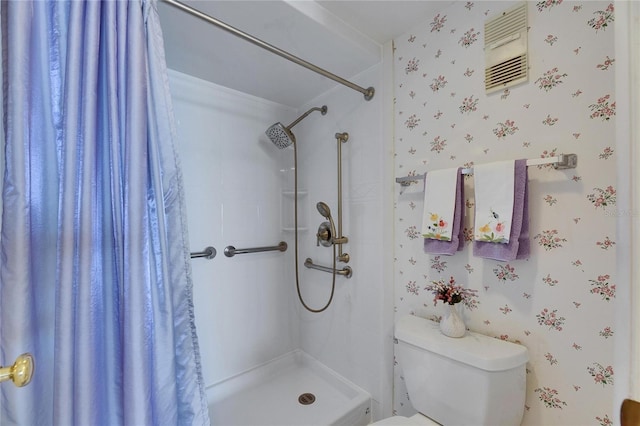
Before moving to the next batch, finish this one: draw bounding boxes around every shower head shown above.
[316,201,332,219]
[265,105,328,149]
[266,123,296,148]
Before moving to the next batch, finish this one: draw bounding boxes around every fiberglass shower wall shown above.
[291,63,395,420]
[168,69,300,387]
[168,64,395,420]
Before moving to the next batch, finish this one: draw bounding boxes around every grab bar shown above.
[190,246,217,260]
[224,241,288,257]
[304,258,352,279]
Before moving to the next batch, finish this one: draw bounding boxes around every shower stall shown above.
[157,1,395,423]
[171,71,386,423]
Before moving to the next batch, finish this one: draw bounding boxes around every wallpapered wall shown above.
[392,1,617,425]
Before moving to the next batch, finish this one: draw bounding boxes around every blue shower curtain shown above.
[0,1,210,424]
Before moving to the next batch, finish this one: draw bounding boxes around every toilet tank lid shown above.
[395,315,529,371]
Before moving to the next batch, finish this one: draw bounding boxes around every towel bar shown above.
[395,154,578,186]
[224,241,288,257]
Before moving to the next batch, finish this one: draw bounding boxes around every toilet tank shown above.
[396,315,528,426]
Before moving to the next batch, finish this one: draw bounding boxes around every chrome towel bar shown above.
[190,246,217,260]
[304,258,352,279]
[224,241,288,258]
[395,153,578,186]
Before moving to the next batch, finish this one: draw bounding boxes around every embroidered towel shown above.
[422,168,464,255]
[474,160,515,243]
[473,159,529,261]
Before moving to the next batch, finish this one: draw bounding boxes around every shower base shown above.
[207,350,371,426]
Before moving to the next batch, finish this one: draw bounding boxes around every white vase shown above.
[439,304,466,338]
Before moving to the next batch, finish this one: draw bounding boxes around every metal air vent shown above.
[484,2,528,93]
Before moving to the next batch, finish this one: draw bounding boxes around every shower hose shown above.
[293,142,336,313]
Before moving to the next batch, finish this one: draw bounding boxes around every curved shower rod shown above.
[162,0,375,101]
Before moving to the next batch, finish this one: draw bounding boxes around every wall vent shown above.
[484,2,528,94]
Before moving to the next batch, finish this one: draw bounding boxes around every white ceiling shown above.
[316,1,451,44]
[157,0,448,107]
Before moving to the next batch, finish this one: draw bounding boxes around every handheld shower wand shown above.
[316,202,336,247]
[315,201,347,250]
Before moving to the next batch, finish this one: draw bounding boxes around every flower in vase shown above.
[425,276,479,310]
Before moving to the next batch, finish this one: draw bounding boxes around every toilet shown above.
[375,315,529,425]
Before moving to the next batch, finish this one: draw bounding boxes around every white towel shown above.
[474,160,515,244]
[422,168,459,241]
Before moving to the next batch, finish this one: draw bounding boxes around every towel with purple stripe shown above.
[473,159,530,261]
[422,167,464,255]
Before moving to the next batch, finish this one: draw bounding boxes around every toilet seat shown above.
[371,413,440,425]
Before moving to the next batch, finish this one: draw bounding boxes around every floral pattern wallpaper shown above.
[392,2,617,425]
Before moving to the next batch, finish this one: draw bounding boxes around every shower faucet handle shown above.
[316,222,333,247]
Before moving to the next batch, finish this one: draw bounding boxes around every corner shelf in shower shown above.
[281,189,308,232]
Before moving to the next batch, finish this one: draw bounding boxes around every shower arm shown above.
[335,132,349,263]
[287,106,327,130]
[162,0,375,101]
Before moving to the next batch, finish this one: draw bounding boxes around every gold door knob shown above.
[0,353,34,387]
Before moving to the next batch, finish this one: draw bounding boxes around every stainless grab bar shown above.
[304,258,352,279]
[224,241,288,258]
[190,246,217,260]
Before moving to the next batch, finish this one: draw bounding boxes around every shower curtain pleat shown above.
[0,1,209,424]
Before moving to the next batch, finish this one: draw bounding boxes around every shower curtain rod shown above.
[161,0,375,101]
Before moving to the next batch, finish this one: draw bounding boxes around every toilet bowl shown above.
[374,315,528,426]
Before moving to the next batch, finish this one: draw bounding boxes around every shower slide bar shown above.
[304,258,353,279]
[224,241,288,258]
[190,246,217,260]
[161,0,375,101]
[395,153,578,186]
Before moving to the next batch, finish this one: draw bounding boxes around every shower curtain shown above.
[0,1,210,424]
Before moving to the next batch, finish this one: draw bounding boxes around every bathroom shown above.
[1,0,637,425]
[155,0,638,424]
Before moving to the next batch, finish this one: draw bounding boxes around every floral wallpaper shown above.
[392,2,617,425]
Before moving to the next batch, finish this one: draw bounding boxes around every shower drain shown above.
[298,392,316,405]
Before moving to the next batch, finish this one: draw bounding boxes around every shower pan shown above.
[207,350,370,425]
[265,107,351,313]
